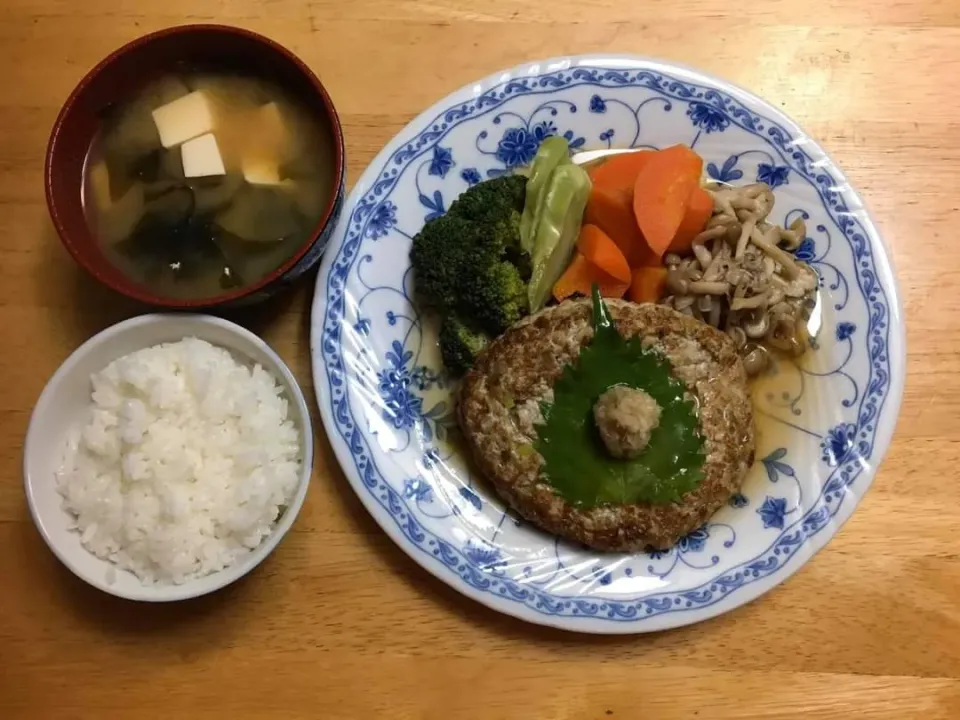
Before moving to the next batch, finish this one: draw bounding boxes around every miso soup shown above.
[82,71,336,300]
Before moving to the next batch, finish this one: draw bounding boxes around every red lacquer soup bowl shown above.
[45,24,345,308]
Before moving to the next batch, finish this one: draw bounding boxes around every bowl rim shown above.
[45,23,346,309]
[22,312,314,602]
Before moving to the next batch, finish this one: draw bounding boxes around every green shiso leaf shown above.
[533,287,705,507]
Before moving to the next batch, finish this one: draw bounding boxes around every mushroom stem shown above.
[730,292,769,311]
[686,280,730,295]
[659,181,818,366]
[750,228,802,279]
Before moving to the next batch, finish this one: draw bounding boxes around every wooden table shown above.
[1,1,956,718]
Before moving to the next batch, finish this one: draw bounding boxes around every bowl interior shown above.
[47,25,344,308]
[24,314,313,601]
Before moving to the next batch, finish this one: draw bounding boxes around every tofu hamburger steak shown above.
[458,296,755,552]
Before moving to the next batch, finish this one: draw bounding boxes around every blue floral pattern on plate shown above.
[757,162,791,188]
[428,145,455,178]
[311,56,904,633]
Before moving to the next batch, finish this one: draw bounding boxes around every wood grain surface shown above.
[0,1,956,718]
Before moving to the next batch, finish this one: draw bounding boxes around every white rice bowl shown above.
[55,337,302,586]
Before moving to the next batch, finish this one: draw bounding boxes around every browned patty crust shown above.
[458,299,755,551]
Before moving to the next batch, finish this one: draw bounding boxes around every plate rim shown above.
[310,53,906,633]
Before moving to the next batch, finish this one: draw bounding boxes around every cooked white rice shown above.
[56,337,301,585]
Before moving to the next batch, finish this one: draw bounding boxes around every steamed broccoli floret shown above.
[439,316,491,377]
[409,214,480,309]
[412,214,528,335]
[448,174,526,226]
[410,175,531,374]
[459,260,528,333]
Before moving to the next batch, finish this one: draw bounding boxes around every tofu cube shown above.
[151,90,219,148]
[253,102,292,159]
[235,102,294,185]
[242,156,282,186]
[181,133,226,178]
[88,161,113,212]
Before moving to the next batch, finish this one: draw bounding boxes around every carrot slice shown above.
[668,186,714,254]
[627,266,668,304]
[583,186,652,268]
[632,145,704,258]
[577,224,631,284]
[553,252,630,302]
[588,150,654,192]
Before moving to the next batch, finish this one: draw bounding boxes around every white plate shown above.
[310,55,905,632]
